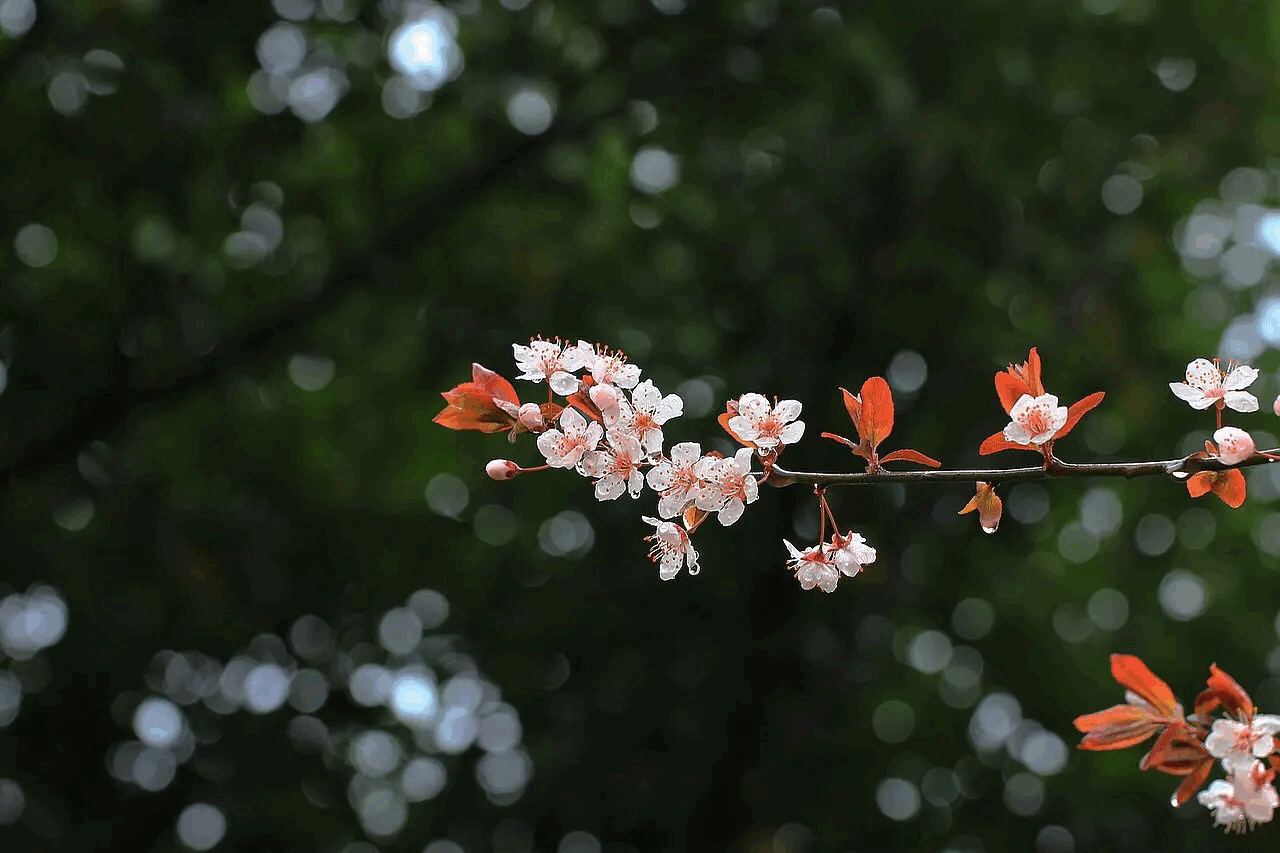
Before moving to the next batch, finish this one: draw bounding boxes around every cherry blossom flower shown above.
[601,379,683,455]
[693,448,759,526]
[1198,764,1280,833]
[978,347,1104,457]
[1003,393,1068,446]
[1213,427,1256,466]
[1204,716,1280,773]
[824,531,876,578]
[513,339,589,395]
[1170,358,1259,413]
[535,407,603,469]
[784,540,840,593]
[642,516,699,580]
[578,341,641,389]
[1273,394,1280,417]
[580,430,646,500]
[646,442,707,519]
[726,393,805,453]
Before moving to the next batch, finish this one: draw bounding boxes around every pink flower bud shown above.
[517,402,545,432]
[485,459,521,480]
[1273,394,1280,417]
[1213,427,1256,466]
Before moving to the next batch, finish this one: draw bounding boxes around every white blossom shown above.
[642,516,699,580]
[1003,393,1068,446]
[513,339,588,395]
[1170,358,1259,413]
[727,393,805,452]
[535,407,602,469]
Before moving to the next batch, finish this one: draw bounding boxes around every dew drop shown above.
[981,526,997,534]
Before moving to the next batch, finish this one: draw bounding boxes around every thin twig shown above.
[766,448,1280,488]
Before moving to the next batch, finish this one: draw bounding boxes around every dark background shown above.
[3,0,1280,850]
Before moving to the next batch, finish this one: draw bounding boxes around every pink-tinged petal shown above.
[727,414,757,440]
[1214,427,1256,464]
[549,371,580,395]
[1224,391,1260,413]
[671,442,701,464]
[595,475,626,501]
[1170,382,1213,408]
[1003,421,1034,445]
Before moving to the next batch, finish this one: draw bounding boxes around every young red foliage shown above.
[821,377,940,471]
[979,347,1105,457]
[1186,441,1247,508]
[434,363,525,435]
[1194,663,1256,719]
[1073,654,1183,752]
[957,482,1002,533]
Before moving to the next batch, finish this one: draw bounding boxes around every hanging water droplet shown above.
[982,525,997,534]
[1171,470,1191,480]
[1169,793,1180,808]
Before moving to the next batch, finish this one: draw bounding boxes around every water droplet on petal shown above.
[1172,471,1191,480]
[1170,793,1180,808]
[981,526,997,534]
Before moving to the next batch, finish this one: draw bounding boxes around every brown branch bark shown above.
[766,448,1280,488]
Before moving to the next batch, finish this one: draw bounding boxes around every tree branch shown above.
[766,449,1280,488]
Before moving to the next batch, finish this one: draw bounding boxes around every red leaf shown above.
[1186,472,1213,498]
[1056,391,1106,440]
[1111,654,1179,718]
[1073,705,1164,751]
[1141,722,1211,775]
[821,431,863,454]
[957,482,1002,532]
[1196,663,1254,719]
[994,371,1032,415]
[1171,759,1215,807]
[994,347,1045,413]
[880,448,942,468]
[839,386,862,430]
[433,363,522,434]
[857,376,895,450]
[978,431,1036,456]
[1214,469,1247,508]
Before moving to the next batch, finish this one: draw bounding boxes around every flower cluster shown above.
[436,338,822,584]
[1074,655,1280,832]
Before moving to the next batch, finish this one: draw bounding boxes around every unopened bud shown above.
[486,459,521,480]
[517,402,545,432]
[1273,394,1280,417]
[1213,427,1256,466]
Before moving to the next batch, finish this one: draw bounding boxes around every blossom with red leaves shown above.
[434,362,558,441]
[978,347,1104,458]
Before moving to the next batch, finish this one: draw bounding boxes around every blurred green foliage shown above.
[3,0,1280,851]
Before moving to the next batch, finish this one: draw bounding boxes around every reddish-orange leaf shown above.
[434,363,522,434]
[1214,469,1247,508]
[1195,663,1254,719]
[1172,759,1215,807]
[1186,472,1213,498]
[1141,722,1211,775]
[840,386,862,429]
[856,377,895,450]
[1111,654,1178,718]
[1073,705,1164,751]
[978,431,1036,456]
[994,347,1045,413]
[821,431,864,454]
[958,482,1002,532]
[880,448,942,468]
[1056,391,1106,440]
[994,371,1032,415]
